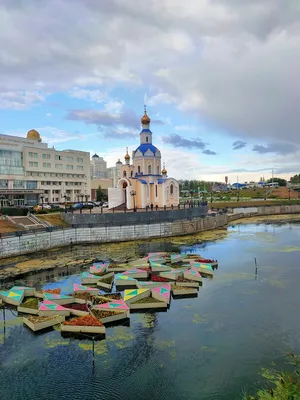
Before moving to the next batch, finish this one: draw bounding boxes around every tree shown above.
[290,174,300,184]
[96,185,107,202]
[267,177,287,186]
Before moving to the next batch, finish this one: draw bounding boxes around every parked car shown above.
[102,202,108,207]
[72,203,84,209]
[34,204,51,211]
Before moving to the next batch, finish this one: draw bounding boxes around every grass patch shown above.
[132,296,164,304]
[37,213,70,227]
[21,297,38,309]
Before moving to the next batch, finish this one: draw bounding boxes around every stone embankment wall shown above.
[0,214,227,259]
[1,204,300,259]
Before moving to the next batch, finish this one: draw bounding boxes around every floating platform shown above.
[137,281,166,289]
[61,324,105,334]
[151,264,171,273]
[66,305,90,317]
[106,265,127,273]
[73,283,99,296]
[184,268,202,282]
[0,289,24,306]
[43,293,75,305]
[89,263,107,275]
[17,297,39,315]
[152,284,171,304]
[124,289,150,304]
[93,299,129,312]
[23,315,65,332]
[61,315,105,334]
[39,301,71,317]
[123,268,149,279]
[12,286,35,297]
[175,280,200,288]
[189,262,214,276]
[159,269,184,281]
[96,272,114,290]
[81,272,101,285]
[115,274,137,287]
[172,286,198,296]
[91,308,129,324]
[129,296,168,310]
[170,254,186,264]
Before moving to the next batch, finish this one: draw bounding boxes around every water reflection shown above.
[0,222,300,400]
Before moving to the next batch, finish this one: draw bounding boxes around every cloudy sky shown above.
[1,0,300,183]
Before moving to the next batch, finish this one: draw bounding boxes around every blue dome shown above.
[134,143,159,155]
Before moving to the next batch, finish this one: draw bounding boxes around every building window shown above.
[157,165,159,174]
[155,185,158,197]
[77,166,83,171]
[170,184,174,195]
[0,179,8,188]
[55,164,63,169]
[42,153,51,159]
[29,152,38,158]
[66,165,73,170]
[148,164,151,174]
[146,136,148,142]
[76,157,83,163]
[13,180,25,189]
[66,156,73,161]
[27,181,37,189]
[123,171,127,177]
[55,154,63,160]
[138,165,141,174]
[29,161,38,167]
[43,162,51,168]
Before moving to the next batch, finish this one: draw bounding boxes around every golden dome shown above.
[141,106,151,125]
[27,129,41,142]
[162,167,167,175]
[125,147,130,160]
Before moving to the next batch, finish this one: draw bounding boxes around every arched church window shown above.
[170,184,174,195]
[123,171,127,177]
[138,165,141,174]
[157,165,159,174]
[130,170,133,177]
[146,136,149,142]
[148,164,151,174]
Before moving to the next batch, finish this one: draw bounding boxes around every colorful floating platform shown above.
[73,283,99,296]
[115,274,138,287]
[43,293,75,305]
[23,315,65,332]
[96,272,114,290]
[39,300,71,317]
[61,315,105,335]
[81,272,101,285]
[0,288,24,306]
[92,308,129,324]
[172,285,198,296]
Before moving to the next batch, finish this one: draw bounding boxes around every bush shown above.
[1,207,28,216]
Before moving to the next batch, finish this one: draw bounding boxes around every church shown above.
[108,108,179,210]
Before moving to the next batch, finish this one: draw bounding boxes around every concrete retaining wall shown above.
[0,214,227,259]
[62,206,208,226]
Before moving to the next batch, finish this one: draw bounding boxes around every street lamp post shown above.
[130,190,136,211]
[40,195,45,209]
[288,188,291,200]
[63,194,68,209]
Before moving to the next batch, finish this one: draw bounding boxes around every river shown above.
[0,221,300,400]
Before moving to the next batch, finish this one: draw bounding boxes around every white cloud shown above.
[68,88,107,103]
[0,91,44,109]
[1,0,300,175]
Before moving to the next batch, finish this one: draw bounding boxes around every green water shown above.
[0,222,300,400]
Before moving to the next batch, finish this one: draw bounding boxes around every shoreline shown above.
[0,213,299,284]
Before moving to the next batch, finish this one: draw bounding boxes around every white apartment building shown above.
[0,129,91,206]
[106,159,122,187]
[90,154,107,178]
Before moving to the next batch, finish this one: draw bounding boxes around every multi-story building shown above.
[106,159,122,187]
[0,129,91,206]
[90,154,107,178]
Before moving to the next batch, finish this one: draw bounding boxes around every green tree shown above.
[96,185,106,202]
[290,174,300,184]
[267,177,287,186]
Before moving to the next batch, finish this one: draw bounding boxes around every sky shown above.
[1,0,300,183]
